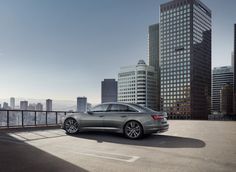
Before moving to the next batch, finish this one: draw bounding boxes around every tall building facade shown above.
[46,99,52,111]
[118,60,158,110]
[212,66,233,113]
[10,97,15,109]
[77,97,87,112]
[20,101,28,110]
[149,23,160,70]
[148,23,160,110]
[220,84,233,115]
[160,0,211,119]
[101,79,117,103]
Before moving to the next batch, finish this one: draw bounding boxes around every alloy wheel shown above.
[124,121,143,139]
[65,118,79,134]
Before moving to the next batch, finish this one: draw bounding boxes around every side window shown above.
[91,104,109,112]
[109,104,137,112]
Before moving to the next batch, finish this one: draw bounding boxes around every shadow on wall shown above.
[71,131,206,148]
[0,132,88,172]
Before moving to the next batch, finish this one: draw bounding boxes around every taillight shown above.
[151,115,164,121]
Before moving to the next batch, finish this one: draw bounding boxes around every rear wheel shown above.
[65,118,79,134]
[124,121,143,139]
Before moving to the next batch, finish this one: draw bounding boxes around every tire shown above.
[64,118,79,134]
[124,121,143,139]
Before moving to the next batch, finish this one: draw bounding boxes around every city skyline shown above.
[0,0,236,103]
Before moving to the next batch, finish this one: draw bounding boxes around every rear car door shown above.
[102,104,138,130]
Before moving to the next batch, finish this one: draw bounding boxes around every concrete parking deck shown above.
[0,121,236,172]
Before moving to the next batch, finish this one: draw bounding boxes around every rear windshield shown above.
[128,104,156,113]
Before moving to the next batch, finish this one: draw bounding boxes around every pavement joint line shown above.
[73,152,140,163]
[8,132,67,142]
[51,145,140,163]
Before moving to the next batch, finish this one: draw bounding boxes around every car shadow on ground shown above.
[70,131,206,148]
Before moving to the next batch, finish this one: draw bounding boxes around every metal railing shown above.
[0,109,76,128]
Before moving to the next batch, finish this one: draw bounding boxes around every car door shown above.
[102,104,138,130]
[79,104,109,129]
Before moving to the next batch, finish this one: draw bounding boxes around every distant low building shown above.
[20,101,28,110]
[36,103,43,111]
[28,103,36,110]
[3,102,9,110]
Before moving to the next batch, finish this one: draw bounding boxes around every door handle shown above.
[99,115,104,117]
[120,115,127,118]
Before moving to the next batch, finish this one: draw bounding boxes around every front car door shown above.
[79,104,109,130]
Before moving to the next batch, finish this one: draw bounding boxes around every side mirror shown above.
[87,111,94,115]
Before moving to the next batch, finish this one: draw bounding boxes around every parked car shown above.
[61,102,169,139]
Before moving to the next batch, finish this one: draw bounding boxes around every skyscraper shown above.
[77,97,87,112]
[212,66,233,113]
[160,0,211,119]
[149,23,160,70]
[101,79,117,103]
[10,97,15,109]
[118,60,158,110]
[46,99,52,111]
[148,23,160,110]
[20,101,28,110]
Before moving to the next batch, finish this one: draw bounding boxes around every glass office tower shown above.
[160,0,211,119]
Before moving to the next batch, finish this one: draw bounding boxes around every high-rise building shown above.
[46,99,52,111]
[220,84,233,115]
[160,0,211,119]
[149,23,160,71]
[10,97,15,109]
[77,97,87,112]
[101,79,117,103]
[148,23,160,110]
[20,101,28,110]
[36,103,43,111]
[118,60,158,110]
[212,66,233,113]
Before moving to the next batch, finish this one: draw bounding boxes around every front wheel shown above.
[64,118,79,134]
[124,121,143,139]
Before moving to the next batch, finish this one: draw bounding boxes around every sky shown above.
[0,0,236,104]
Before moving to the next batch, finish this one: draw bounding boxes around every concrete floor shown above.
[0,120,235,172]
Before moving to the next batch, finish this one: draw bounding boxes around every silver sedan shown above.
[61,102,169,139]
